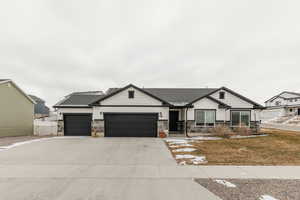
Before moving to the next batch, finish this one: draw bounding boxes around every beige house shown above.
[0,79,36,137]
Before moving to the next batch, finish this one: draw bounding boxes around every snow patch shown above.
[192,156,207,164]
[188,136,222,140]
[178,161,187,165]
[259,195,279,200]
[175,154,207,164]
[165,139,187,143]
[230,135,268,139]
[172,148,197,152]
[175,154,195,159]
[214,179,237,188]
[169,143,193,148]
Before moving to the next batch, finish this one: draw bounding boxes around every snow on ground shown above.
[230,134,268,139]
[259,195,279,200]
[172,148,197,152]
[191,156,207,164]
[214,179,237,188]
[187,136,222,140]
[178,161,187,165]
[175,154,195,159]
[175,154,207,164]
[169,143,193,148]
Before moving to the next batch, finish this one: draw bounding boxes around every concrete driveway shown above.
[0,137,220,200]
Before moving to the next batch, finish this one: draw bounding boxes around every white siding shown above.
[56,108,93,120]
[100,87,163,106]
[93,106,169,120]
[210,89,254,108]
[188,97,226,121]
[266,96,286,107]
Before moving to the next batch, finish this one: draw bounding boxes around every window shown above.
[195,110,216,127]
[219,92,225,99]
[275,101,281,106]
[290,108,293,112]
[128,90,134,98]
[231,111,250,127]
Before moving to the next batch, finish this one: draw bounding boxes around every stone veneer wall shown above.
[187,120,261,133]
[91,120,104,137]
[158,120,169,136]
[57,120,64,136]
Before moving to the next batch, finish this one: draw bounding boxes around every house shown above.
[29,95,50,118]
[53,84,263,137]
[262,91,300,121]
[0,79,36,137]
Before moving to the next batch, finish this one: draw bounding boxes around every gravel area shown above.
[0,136,51,147]
[195,178,300,200]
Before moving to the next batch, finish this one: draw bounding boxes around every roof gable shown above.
[265,91,300,103]
[90,84,170,106]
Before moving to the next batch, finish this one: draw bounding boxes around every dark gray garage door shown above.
[104,113,158,137]
[64,114,92,136]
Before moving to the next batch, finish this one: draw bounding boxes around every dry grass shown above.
[168,128,300,165]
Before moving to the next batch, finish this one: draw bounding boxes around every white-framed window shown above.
[231,110,251,127]
[195,110,216,127]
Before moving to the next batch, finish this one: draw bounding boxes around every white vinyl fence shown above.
[34,120,58,136]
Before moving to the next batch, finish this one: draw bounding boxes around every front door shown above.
[298,108,300,115]
[169,111,179,131]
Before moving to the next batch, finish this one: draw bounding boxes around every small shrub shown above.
[233,125,252,136]
[211,124,235,138]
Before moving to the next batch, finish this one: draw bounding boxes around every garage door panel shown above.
[104,113,157,137]
[64,114,92,136]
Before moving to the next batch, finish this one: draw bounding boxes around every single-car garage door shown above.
[104,113,158,137]
[64,114,92,136]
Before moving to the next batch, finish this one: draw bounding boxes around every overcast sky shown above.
[1,0,299,107]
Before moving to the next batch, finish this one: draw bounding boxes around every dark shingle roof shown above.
[104,87,218,105]
[61,95,105,105]
[29,95,45,103]
[54,91,105,108]
[144,88,218,105]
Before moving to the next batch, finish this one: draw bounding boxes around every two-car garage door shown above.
[64,113,158,137]
[104,113,158,137]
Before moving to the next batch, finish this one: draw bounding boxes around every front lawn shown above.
[166,129,300,165]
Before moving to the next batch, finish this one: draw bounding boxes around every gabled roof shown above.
[0,79,36,104]
[265,91,300,103]
[55,84,263,109]
[143,88,218,106]
[90,84,171,106]
[54,91,105,108]
[219,87,264,109]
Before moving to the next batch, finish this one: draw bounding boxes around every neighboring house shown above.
[53,84,263,137]
[29,95,50,118]
[262,91,300,121]
[0,79,36,137]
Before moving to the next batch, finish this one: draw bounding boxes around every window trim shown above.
[219,92,225,99]
[230,110,251,127]
[194,109,216,127]
[128,90,135,99]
